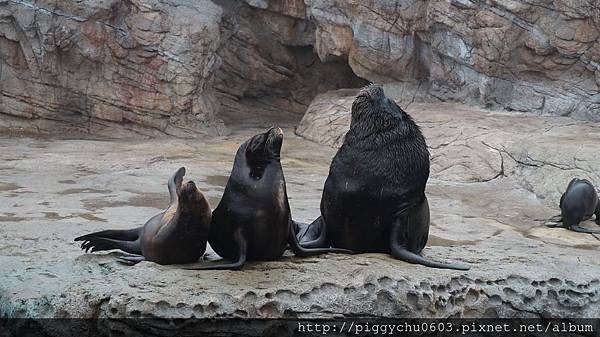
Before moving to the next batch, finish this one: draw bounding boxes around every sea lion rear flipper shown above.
[74,227,142,242]
[569,225,600,234]
[168,167,186,204]
[288,220,353,257]
[80,237,142,255]
[295,217,326,248]
[183,229,247,270]
[389,220,470,271]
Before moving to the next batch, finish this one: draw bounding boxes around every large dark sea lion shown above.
[547,178,600,234]
[74,167,211,265]
[296,85,469,270]
[185,127,351,270]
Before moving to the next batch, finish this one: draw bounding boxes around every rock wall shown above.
[212,0,367,124]
[248,0,600,120]
[0,0,226,137]
[1,0,599,136]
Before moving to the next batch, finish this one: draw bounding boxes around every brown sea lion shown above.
[74,167,211,265]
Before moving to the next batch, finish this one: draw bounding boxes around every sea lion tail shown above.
[390,244,470,271]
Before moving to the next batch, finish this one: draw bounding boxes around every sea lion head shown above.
[351,84,404,123]
[178,181,207,209]
[245,127,283,161]
[346,84,423,147]
[243,127,284,180]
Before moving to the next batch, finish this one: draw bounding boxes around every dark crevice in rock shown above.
[213,0,368,129]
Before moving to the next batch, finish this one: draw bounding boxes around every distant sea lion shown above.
[296,85,470,270]
[74,167,211,265]
[547,178,600,234]
[185,127,352,270]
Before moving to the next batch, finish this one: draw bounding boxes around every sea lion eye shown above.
[250,166,263,180]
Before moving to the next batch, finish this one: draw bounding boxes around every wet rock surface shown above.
[2,103,600,320]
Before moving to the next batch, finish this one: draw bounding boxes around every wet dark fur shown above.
[184,128,352,270]
[296,85,469,270]
[550,178,600,234]
[74,167,211,265]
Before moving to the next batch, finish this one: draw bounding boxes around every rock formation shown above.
[2,114,600,323]
[0,0,230,137]
[1,0,599,136]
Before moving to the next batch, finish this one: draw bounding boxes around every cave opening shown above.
[215,45,368,130]
[212,2,368,130]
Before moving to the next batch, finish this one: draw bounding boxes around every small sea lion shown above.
[296,85,470,270]
[547,178,600,234]
[185,127,352,270]
[74,167,211,265]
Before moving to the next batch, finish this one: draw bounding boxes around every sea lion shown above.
[296,85,469,270]
[547,178,600,234]
[185,127,352,270]
[74,167,211,265]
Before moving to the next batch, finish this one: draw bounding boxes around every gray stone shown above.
[3,102,600,321]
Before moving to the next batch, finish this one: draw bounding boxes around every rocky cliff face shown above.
[0,0,228,137]
[1,0,599,136]
[267,0,600,119]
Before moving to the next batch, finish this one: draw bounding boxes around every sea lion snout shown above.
[183,180,196,189]
[266,127,283,154]
[180,181,200,198]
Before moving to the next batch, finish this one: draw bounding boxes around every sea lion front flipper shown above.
[288,221,353,257]
[389,218,470,271]
[569,225,600,234]
[295,217,326,248]
[168,167,186,204]
[183,229,247,270]
[545,215,563,228]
